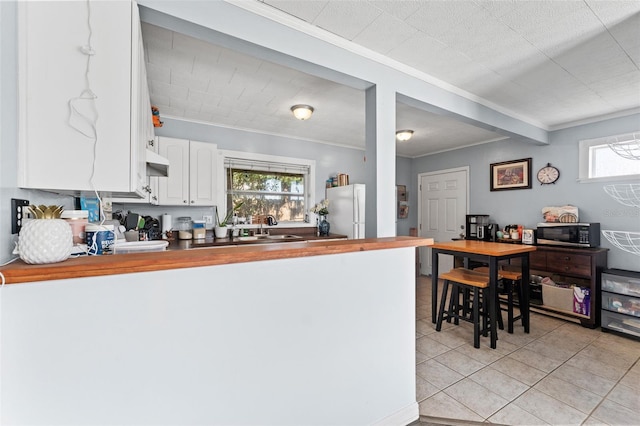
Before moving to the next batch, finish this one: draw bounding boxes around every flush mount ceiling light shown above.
[396,129,414,141]
[291,104,314,120]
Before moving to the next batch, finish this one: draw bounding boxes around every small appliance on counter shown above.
[479,223,499,241]
[496,224,524,243]
[522,229,536,244]
[536,222,600,248]
[466,214,489,240]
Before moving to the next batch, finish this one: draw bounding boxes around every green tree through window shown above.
[227,168,305,222]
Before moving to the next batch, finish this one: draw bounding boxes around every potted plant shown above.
[310,199,330,236]
[215,201,243,238]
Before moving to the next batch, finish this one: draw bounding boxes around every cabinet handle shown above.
[148,140,154,147]
[191,200,195,204]
[143,185,151,193]
[183,200,187,204]
[565,266,570,271]
[152,196,157,201]
[564,256,570,261]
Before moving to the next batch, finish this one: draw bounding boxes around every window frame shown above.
[216,150,316,226]
[578,132,640,183]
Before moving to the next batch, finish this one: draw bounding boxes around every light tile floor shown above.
[416,276,640,425]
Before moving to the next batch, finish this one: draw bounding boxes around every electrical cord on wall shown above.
[67,0,102,212]
[67,0,111,253]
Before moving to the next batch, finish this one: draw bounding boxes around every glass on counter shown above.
[177,216,193,240]
[192,220,206,239]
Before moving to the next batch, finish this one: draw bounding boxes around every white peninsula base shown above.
[1,246,419,425]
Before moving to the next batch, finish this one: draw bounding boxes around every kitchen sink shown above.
[235,236,265,241]
[234,234,303,242]
[189,234,305,249]
[266,234,303,240]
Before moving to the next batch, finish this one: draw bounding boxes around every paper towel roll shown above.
[161,214,172,239]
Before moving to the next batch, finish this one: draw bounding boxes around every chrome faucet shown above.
[254,219,268,236]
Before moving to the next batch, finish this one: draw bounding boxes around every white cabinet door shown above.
[189,141,218,206]
[157,138,217,206]
[107,138,158,205]
[158,138,191,206]
[18,1,150,197]
[148,138,160,206]
[130,3,154,197]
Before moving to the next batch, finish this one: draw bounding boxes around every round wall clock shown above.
[537,163,560,185]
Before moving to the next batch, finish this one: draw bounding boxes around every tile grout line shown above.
[416,276,640,424]
[581,356,640,424]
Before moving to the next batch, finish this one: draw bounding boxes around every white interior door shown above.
[418,168,468,276]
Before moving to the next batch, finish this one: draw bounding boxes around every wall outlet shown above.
[11,198,30,234]
[203,215,214,225]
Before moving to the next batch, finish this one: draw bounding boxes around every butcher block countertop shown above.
[1,236,433,284]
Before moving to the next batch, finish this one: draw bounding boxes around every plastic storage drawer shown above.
[602,272,640,297]
[601,310,640,338]
[602,291,640,317]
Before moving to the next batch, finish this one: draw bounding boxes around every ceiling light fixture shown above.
[396,129,414,141]
[291,104,314,120]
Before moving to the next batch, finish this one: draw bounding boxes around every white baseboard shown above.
[371,402,419,426]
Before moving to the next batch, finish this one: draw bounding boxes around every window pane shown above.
[590,144,640,178]
[227,169,305,221]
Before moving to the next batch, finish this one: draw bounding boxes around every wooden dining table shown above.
[430,240,537,347]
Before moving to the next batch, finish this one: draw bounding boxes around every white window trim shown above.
[578,133,640,183]
[216,149,316,227]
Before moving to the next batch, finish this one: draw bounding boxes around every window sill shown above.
[577,174,640,184]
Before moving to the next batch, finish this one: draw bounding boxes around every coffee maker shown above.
[479,223,498,241]
[465,215,489,240]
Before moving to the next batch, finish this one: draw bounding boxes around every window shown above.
[578,132,640,182]
[221,152,315,223]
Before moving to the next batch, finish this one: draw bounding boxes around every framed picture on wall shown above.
[490,158,532,191]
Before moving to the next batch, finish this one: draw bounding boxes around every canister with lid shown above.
[177,217,193,240]
[192,220,206,239]
[60,210,89,245]
[85,224,115,255]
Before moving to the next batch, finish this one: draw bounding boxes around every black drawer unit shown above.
[601,269,640,340]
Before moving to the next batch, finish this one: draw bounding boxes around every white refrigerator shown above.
[326,184,365,239]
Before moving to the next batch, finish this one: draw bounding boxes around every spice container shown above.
[177,217,193,240]
[192,220,206,239]
[60,210,89,244]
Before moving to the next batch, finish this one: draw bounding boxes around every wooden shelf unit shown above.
[528,246,608,328]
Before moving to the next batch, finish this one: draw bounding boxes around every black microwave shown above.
[536,223,600,248]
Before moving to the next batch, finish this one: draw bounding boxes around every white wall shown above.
[1,248,418,425]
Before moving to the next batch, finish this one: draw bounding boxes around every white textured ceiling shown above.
[142,0,640,157]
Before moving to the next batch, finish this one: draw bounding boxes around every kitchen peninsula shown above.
[1,237,431,425]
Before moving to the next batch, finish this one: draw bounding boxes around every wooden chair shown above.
[474,266,523,334]
[436,268,497,348]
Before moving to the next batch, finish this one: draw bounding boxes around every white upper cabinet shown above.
[18,0,152,197]
[157,137,217,206]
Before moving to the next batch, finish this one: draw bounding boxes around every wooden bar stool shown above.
[474,266,523,334]
[436,268,497,348]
